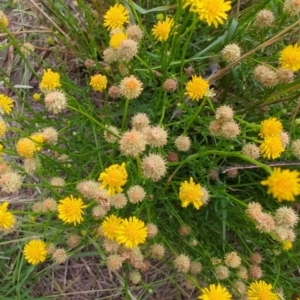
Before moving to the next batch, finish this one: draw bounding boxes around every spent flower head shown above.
[119,75,143,99]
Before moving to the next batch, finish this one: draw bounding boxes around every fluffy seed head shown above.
[221,43,241,63]
[103,238,119,253]
[0,172,22,193]
[209,120,223,137]
[119,129,147,157]
[67,234,81,248]
[50,177,65,191]
[106,254,123,271]
[221,121,241,139]
[92,205,107,219]
[42,127,58,145]
[175,135,191,152]
[274,206,299,227]
[111,193,127,209]
[249,265,263,279]
[253,65,278,88]
[246,202,263,221]
[0,162,12,175]
[224,251,242,268]
[21,42,34,56]
[130,270,142,284]
[200,186,210,205]
[76,180,99,199]
[256,213,275,232]
[126,25,144,42]
[131,113,150,130]
[166,152,179,162]
[280,131,290,148]
[104,125,119,143]
[103,47,118,64]
[42,197,57,212]
[145,126,168,147]
[141,153,167,181]
[44,91,67,114]
[291,139,300,158]
[108,86,121,99]
[215,105,234,121]
[276,68,294,84]
[163,79,177,93]
[24,157,40,175]
[119,75,143,99]
[214,265,230,280]
[242,143,260,159]
[149,243,165,260]
[189,261,202,275]
[226,169,239,178]
[127,185,146,204]
[117,39,138,62]
[237,265,248,280]
[178,225,190,236]
[250,252,263,265]
[173,254,190,273]
[232,280,247,296]
[254,9,275,28]
[147,223,158,238]
[52,248,68,264]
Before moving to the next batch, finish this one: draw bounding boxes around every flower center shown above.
[125,80,139,91]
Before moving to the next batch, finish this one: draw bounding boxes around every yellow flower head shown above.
[196,0,232,28]
[115,216,148,248]
[259,117,283,138]
[198,283,232,300]
[30,133,44,151]
[101,214,123,240]
[259,136,284,160]
[0,10,9,29]
[261,168,300,202]
[179,177,204,209]
[183,0,201,11]
[23,239,47,265]
[279,44,300,71]
[0,120,7,138]
[39,69,61,92]
[90,74,108,92]
[103,4,129,30]
[247,280,278,300]
[282,240,292,251]
[32,93,41,102]
[57,195,87,226]
[110,32,127,49]
[185,75,209,101]
[16,137,36,158]
[98,163,128,196]
[152,17,174,42]
[0,94,13,114]
[0,202,16,230]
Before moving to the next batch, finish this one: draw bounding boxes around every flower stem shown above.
[122,97,130,131]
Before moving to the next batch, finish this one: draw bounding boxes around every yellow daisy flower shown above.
[279,44,300,71]
[23,239,47,265]
[0,202,16,230]
[185,75,209,101]
[30,133,44,151]
[98,163,128,196]
[0,94,13,114]
[115,216,148,248]
[259,117,283,138]
[103,4,129,30]
[90,74,108,92]
[57,195,87,226]
[196,0,232,28]
[198,283,232,299]
[39,69,61,92]
[16,138,36,158]
[282,241,292,251]
[183,0,201,11]
[110,32,127,49]
[152,17,174,42]
[179,177,204,209]
[261,168,300,202]
[247,280,278,300]
[101,214,123,240]
[0,10,9,29]
[259,136,284,160]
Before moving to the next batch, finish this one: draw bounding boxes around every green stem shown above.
[136,155,142,178]
[183,97,207,134]
[122,98,130,131]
